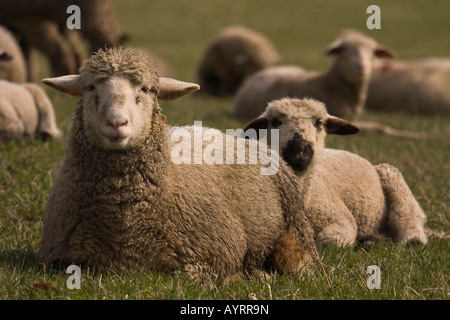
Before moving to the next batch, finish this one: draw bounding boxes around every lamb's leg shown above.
[315,219,358,247]
[375,163,428,245]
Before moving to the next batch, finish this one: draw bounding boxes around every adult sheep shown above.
[196,26,279,96]
[39,47,320,281]
[0,25,27,83]
[244,98,429,246]
[0,80,61,141]
[367,57,450,115]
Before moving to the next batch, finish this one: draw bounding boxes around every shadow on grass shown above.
[0,247,41,271]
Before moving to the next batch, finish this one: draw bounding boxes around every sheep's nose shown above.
[107,118,128,130]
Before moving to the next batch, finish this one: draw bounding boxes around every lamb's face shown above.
[326,32,394,84]
[81,76,158,150]
[244,98,359,173]
[266,99,328,172]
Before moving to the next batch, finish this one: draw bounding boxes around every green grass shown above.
[0,0,449,300]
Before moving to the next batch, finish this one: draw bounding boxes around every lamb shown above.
[367,57,450,115]
[244,98,429,246]
[0,25,27,83]
[39,47,320,281]
[0,80,61,141]
[196,26,279,96]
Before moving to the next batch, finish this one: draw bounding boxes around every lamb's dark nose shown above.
[282,132,314,171]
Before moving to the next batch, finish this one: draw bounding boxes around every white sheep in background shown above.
[0,80,61,141]
[0,25,27,83]
[367,57,450,115]
[197,25,279,96]
[233,30,420,138]
[39,47,320,281]
[244,98,429,246]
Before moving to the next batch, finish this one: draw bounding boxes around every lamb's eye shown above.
[314,118,323,129]
[87,84,95,91]
[271,117,282,128]
[140,86,150,94]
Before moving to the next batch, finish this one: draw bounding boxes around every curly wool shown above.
[79,47,159,90]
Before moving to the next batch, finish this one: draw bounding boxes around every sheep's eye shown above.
[314,118,323,129]
[140,86,150,94]
[141,86,157,94]
[136,95,142,104]
[271,117,282,128]
[87,84,95,91]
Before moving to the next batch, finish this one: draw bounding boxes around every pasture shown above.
[0,0,449,300]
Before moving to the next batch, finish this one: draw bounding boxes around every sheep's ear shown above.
[325,40,344,56]
[158,77,200,101]
[374,46,395,59]
[243,117,269,139]
[0,51,13,62]
[42,75,80,97]
[325,116,359,135]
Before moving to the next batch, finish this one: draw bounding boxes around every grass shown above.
[0,0,449,300]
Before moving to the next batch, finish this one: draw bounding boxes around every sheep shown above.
[39,47,320,281]
[0,25,27,83]
[0,80,61,141]
[367,57,450,115]
[232,30,423,138]
[196,25,279,96]
[244,98,429,246]
[0,0,126,54]
[13,21,84,80]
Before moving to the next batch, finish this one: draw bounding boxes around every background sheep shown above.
[196,25,279,96]
[12,21,84,80]
[0,25,27,83]
[233,30,394,121]
[367,57,450,115]
[0,0,126,80]
[39,47,319,281]
[0,80,61,141]
[0,0,126,53]
[244,98,429,246]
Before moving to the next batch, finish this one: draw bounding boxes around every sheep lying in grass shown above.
[39,47,320,281]
[0,80,61,141]
[233,30,394,121]
[233,30,420,138]
[197,25,279,96]
[367,57,450,115]
[0,25,27,83]
[244,98,429,246]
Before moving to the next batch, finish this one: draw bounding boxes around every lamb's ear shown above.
[243,117,269,139]
[374,46,395,59]
[42,75,80,97]
[158,77,200,101]
[326,116,359,135]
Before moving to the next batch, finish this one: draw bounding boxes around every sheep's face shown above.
[244,98,359,173]
[326,31,394,84]
[81,76,158,150]
[42,47,200,151]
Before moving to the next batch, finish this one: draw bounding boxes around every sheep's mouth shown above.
[282,138,314,172]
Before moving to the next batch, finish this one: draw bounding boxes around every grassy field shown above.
[0,0,449,301]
